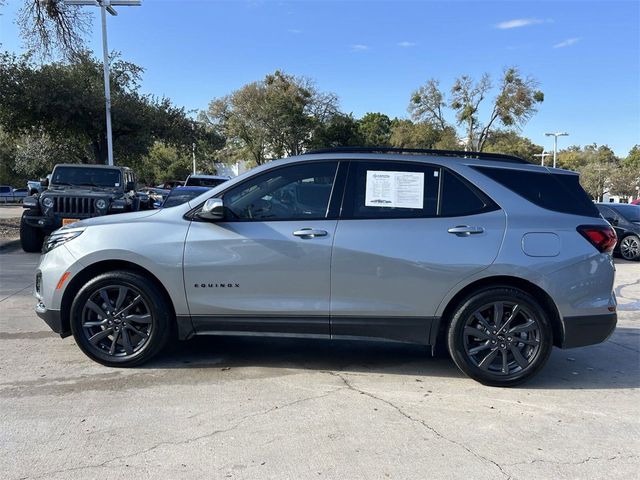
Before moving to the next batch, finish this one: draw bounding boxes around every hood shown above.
[43,188,120,198]
[70,209,160,228]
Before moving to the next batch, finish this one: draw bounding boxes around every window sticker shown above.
[365,171,424,209]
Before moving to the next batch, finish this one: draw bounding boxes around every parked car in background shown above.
[27,176,51,196]
[631,198,640,205]
[12,188,28,202]
[596,203,640,261]
[21,164,152,252]
[157,180,184,189]
[162,186,210,208]
[184,174,230,188]
[138,187,170,208]
[0,186,28,203]
[33,148,618,386]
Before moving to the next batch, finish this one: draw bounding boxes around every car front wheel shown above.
[70,271,173,367]
[447,287,553,387]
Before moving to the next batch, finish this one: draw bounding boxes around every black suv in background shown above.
[596,203,640,261]
[21,164,152,252]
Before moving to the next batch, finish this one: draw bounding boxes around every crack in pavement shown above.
[503,454,638,467]
[0,282,34,303]
[16,387,346,480]
[324,371,513,480]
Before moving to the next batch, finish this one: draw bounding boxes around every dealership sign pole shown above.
[64,0,142,166]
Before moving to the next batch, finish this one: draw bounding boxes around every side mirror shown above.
[40,178,49,188]
[197,198,224,221]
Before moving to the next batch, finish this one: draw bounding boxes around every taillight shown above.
[577,225,617,253]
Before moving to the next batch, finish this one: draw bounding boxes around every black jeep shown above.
[20,164,151,252]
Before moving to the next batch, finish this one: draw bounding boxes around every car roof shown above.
[173,185,210,191]
[54,163,130,170]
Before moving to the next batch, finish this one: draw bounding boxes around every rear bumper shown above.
[560,313,617,348]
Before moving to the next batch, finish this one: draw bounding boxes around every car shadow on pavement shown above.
[146,326,639,390]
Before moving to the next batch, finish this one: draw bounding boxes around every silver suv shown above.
[33,148,618,386]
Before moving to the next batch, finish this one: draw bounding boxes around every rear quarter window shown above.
[473,167,599,218]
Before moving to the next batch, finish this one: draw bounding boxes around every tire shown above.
[447,287,553,387]
[20,212,45,253]
[70,271,173,367]
[619,235,640,261]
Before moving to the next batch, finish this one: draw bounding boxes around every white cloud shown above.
[496,18,544,29]
[350,44,369,52]
[553,37,580,48]
[397,41,416,48]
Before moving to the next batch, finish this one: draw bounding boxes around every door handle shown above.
[293,228,328,238]
[447,225,484,237]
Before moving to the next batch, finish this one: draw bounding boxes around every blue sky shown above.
[1,0,639,156]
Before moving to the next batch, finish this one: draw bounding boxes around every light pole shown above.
[192,121,197,175]
[63,0,142,166]
[545,132,569,168]
[534,151,551,166]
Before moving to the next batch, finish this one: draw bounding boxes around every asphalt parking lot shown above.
[0,247,638,480]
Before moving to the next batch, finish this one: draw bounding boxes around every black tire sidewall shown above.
[20,212,44,253]
[70,271,172,367]
[447,287,553,387]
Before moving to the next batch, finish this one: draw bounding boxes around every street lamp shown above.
[534,151,551,166]
[545,132,569,169]
[63,0,142,166]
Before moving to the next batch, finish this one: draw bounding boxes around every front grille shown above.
[52,196,96,217]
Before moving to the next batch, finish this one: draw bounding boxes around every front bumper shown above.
[560,313,617,348]
[35,302,69,338]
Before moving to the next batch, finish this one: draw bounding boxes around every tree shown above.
[0,51,220,165]
[389,119,458,150]
[358,112,392,146]
[483,130,544,163]
[609,165,639,201]
[623,145,640,170]
[409,68,543,151]
[203,70,340,165]
[308,113,362,149]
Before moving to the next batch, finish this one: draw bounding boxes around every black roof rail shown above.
[303,146,530,164]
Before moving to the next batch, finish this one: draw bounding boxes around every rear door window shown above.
[439,169,496,217]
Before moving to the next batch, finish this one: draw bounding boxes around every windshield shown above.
[52,166,121,188]
[162,189,207,208]
[186,177,227,187]
[612,204,640,222]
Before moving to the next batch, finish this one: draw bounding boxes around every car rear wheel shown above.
[620,235,640,261]
[20,212,44,252]
[447,287,553,387]
[70,271,172,367]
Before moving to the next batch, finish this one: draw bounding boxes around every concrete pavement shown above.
[0,247,638,479]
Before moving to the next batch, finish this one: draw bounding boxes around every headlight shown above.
[95,199,107,210]
[42,229,84,254]
[42,197,54,208]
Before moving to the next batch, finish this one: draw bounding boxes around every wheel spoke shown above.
[468,342,492,355]
[126,324,148,340]
[508,319,536,334]
[477,348,499,370]
[83,319,109,328]
[501,349,509,374]
[125,313,152,324]
[99,290,112,309]
[465,326,492,341]
[122,328,133,355]
[493,302,504,329]
[474,312,493,331]
[88,328,113,344]
[498,304,520,333]
[514,337,539,346]
[114,287,128,310]
[86,300,109,320]
[509,344,529,369]
[115,295,142,316]
[109,330,120,355]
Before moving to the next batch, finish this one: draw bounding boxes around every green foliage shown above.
[358,112,392,146]
[608,165,639,200]
[308,113,363,149]
[204,70,339,165]
[0,50,221,166]
[409,67,543,151]
[389,119,458,150]
[483,130,544,163]
[623,145,640,170]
